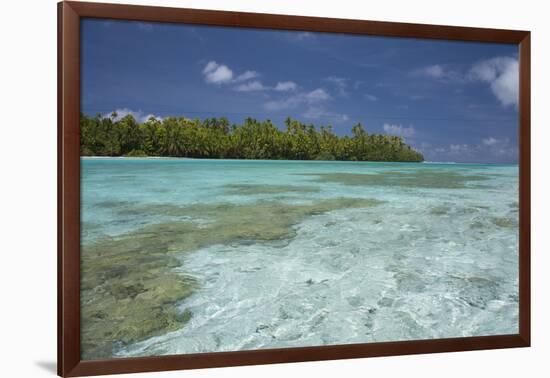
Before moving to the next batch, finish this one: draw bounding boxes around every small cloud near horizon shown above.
[264,88,331,111]
[383,123,415,138]
[303,106,349,123]
[104,108,162,123]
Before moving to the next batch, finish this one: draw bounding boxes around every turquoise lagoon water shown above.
[81,158,519,357]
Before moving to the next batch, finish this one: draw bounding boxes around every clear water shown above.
[81,158,519,357]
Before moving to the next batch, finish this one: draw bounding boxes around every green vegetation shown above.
[223,183,320,195]
[490,216,517,228]
[80,113,424,162]
[81,197,382,359]
[430,205,451,215]
[300,170,488,189]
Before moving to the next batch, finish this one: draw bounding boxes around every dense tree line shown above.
[80,112,424,162]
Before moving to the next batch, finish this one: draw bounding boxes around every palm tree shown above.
[79,113,424,162]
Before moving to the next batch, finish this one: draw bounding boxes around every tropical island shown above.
[80,113,424,162]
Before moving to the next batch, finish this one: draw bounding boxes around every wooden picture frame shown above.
[58,1,531,376]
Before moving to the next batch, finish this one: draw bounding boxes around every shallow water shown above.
[81,158,519,358]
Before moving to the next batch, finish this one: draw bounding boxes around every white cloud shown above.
[136,22,154,31]
[364,94,378,101]
[305,88,330,101]
[324,76,348,96]
[413,64,445,79]
[447,139,516,159]
[482,137,499,146]
[263,98,295,111]
[480,137,517,158]
[408,57,518,107]
[202,61,297,94]
[233,80,268,92]
[449,143,470,153]
[411,64,463,83]
[294,32,315,40]
[469,56,519,107]
[202,61,218,73]
[233,79,299,92]
[234,70,259,82]
[105,108,162,123]
[303,107,349,123]
[274,81,297,91]
[264,88,330,111]
[202,61,233,84]
[142,114,161,122]
[383,123,415,138]
[427,137,518,163]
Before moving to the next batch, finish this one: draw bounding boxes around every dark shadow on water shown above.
[35,361,57,374]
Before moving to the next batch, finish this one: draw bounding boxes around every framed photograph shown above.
[58,1,530,376]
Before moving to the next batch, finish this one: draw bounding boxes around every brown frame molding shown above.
[58,1,531,376]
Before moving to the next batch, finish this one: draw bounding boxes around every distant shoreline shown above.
[81,156,193,159]
[80,115,424,162]
[80,156,423,162]
[80,156,517,165]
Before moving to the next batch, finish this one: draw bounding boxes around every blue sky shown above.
[81,18,519,163]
